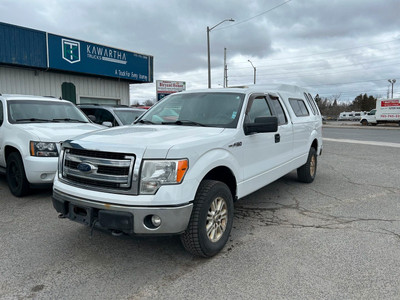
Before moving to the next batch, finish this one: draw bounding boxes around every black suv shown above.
[78,104,146,127]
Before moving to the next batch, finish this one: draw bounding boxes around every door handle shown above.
[275,133,280,143]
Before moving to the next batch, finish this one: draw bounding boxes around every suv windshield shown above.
[114,109,145,125]
[137,92,245,128]
[7,100,89,124]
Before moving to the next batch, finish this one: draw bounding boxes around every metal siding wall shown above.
[0,22,47,68]
[0,66,130,105]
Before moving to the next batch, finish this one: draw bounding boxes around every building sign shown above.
[156,80,186,101]
[48,34,153,83]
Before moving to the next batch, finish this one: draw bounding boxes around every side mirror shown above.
[102,121,113,127]
[244,116,278,135]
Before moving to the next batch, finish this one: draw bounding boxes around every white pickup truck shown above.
[0,94,103,196]
[52,85,323,257]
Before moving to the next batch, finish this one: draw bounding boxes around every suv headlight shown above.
[30,141,58,157]
[140,159,188,195]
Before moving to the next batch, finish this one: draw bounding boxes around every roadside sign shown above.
[156,80,186,101]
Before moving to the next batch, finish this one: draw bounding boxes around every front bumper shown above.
[52,189,193,235]
[24,156,58,184]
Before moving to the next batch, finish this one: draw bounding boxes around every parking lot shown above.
[1,131,400,299]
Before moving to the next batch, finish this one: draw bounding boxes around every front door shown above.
[240,94,293,195]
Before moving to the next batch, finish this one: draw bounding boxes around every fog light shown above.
[151,215,162,227]
[40,173,47,179]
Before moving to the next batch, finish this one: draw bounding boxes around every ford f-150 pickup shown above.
[52,85,323,257]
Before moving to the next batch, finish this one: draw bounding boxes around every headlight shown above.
[140,159,188,195]
[30,141,58,157]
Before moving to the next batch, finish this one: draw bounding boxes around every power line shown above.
[214,0,292,31]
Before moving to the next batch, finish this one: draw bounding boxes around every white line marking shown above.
[323,138,400,148]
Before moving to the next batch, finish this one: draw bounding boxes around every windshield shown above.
[7,100,89,124]
[114,109,145,125]
[136,92,245,128]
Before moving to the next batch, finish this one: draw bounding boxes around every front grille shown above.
[61,148,135,190]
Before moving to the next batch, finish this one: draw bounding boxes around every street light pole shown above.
[207,18,234,88]
[248,60,256,84]
[388,79,396,98]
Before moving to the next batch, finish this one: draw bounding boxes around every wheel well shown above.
[4,146,19,161]
[203,166,237,200]
[311,139,318,151]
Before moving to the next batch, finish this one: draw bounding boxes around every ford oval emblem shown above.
[77,163,96,173]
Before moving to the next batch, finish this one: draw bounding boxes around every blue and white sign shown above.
[48,34,153,83]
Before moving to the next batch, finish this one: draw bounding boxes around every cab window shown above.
[289,99,310,117]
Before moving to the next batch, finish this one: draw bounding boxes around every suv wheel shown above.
[6,152,30,197]
[180,180,233,257]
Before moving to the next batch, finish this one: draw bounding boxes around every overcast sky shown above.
[1,0,400,104]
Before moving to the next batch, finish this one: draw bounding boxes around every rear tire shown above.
[297,147,317,183]
[180,180,233,257]
[6,152,30,197]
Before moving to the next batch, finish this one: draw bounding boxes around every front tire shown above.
[6,152,30,197]
[361,119,368,126]
[180,180,233,257]
[297,147,317,183]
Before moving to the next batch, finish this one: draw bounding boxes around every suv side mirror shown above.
[102,121,113,127]
[244,116,278,135]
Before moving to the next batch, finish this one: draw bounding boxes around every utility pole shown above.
[388,79,396,98]
[223,48,227,88]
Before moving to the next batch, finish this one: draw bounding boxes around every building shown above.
[0,22,153,105]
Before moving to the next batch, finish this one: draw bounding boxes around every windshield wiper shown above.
[15,118,53,122]
[138,119,155,124]
[162,120,207,127]
[52,118,87,123]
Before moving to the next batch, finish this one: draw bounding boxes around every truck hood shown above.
[15,123,104,142]
[65,125,227,158]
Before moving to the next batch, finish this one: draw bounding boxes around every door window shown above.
[268,97,288,125]
[245,97,272,123]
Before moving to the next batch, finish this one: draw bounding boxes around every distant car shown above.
[0,94,104,196]
[78,104,146,127]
